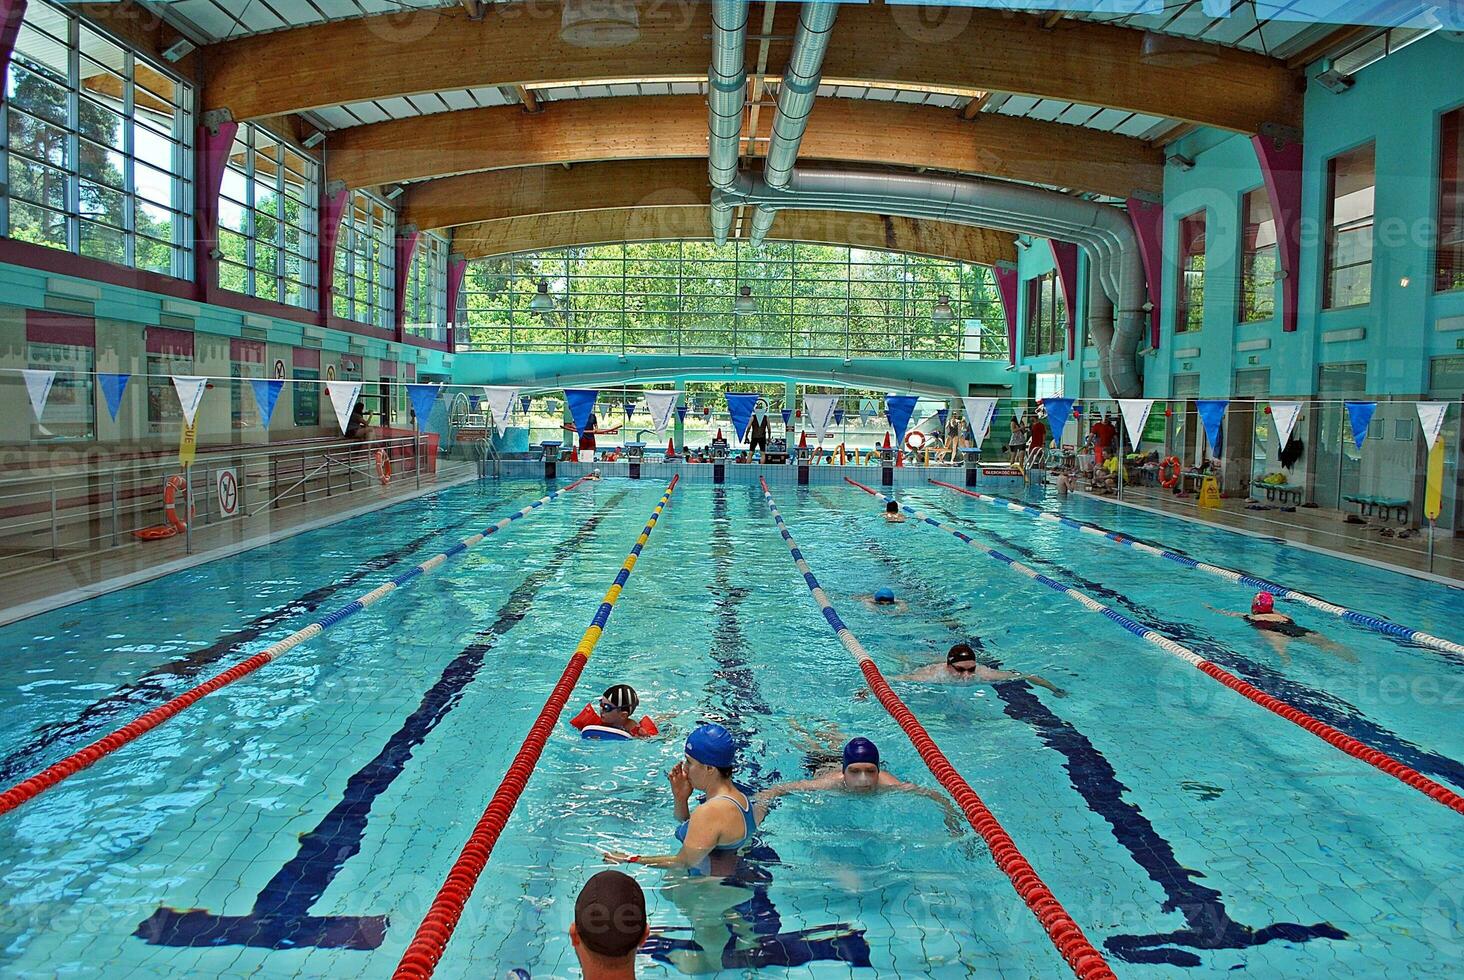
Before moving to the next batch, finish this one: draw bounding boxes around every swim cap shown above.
[885,500,899,513]
[874,587,896,604]
[574,870,646,958]
[1251,592,1275,614]
[842,737,880,771]
[947,642,978,666]
[601,684,638,712]
[685,723,737,769]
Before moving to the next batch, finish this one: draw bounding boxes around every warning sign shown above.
[1198,475,1221,509]
[217,467,239,517]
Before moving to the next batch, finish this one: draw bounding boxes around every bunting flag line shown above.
[1196,399,1229,452]
[407,383,442,430]
[961,396,999,446]
[645,390,680,436]
[325,381,363,435]
[1417,402,1449,452]
[885,394,919,446]
[481,386,520,436]
[98,372,130,422]
[1344,401,1377,450]
[1041,397,1074,444]
[1116,398,1154,450]
[171,375,208,428]
[565,389,598,434]
[804,394,840,440]
[20,369,55,420]
[1270,401,1302,449]
[724,393,763,443]
[250,379,284,427]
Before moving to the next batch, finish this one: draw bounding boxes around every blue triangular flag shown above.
[250,379,284,427]
[886,395,919,446]
[406,383,441,430]
[1197,399,1228,451]
[935,408,949,429]
[623,401,635,420]
[833,406,846,425]
[1345,401,1376,450]
[520,394,532,415]
[780,408,792,426]
[98,372,130,421]
[725,393,762,443]
[1041,397,1074,443]
[565,389,598,434]
[676,405,688,422]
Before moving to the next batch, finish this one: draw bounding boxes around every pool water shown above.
[0,477,1460,978]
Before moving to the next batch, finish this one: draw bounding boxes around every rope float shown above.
[928,479,1464,660]
[759,477,1115,980]
[0,477,593,819]
[393,475,679,980]
[849,478,1464,817]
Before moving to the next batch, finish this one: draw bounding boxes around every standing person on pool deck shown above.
[570,870,650,979]
[895,642,1068,696]
[882,499,907,524]
[854,587,909,613]
[570,684,665,738]
[1206,592,1357,665]
[603,723,759,876]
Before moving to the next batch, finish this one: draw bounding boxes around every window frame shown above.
[1323,141,1377,310]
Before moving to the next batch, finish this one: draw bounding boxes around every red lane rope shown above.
[760,477,1116,980]
[393,475,679,979]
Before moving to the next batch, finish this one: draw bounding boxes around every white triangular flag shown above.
[1417,402,1450,451]
[645,390,681,436]
[326,381,363,435]
[21,369,55,419]
[804,394,839,440]
[1270,401,1302,450]
[481,385,519,436]
[961,397,999,445]
[171,375,208,427]
[1117,399,1155,449]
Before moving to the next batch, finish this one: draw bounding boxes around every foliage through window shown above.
[332,190,395,329]
[405,232,449,342]
[1176,209,1206,333]
[217,123,318,309]
[1239,188,1277,322]
[1023,270,1065,357]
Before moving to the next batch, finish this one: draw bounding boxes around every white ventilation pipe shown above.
[708,0,749,244]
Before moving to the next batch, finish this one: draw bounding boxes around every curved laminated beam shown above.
[449,206,1017,267]
[335,95,1163,199]
[202,2,1300,133]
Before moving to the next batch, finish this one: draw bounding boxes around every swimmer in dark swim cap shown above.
[856,587,909,613]
[1205,593,1355,664]
[883,499,906,523]
[756,730,964,835]
[896,641,1068,696]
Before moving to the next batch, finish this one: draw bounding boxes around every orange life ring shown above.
[1158,455,1182,489]
[132,524,177,541]
[904,430,927,452]
[163,474,192,532]
[375,449,392,486]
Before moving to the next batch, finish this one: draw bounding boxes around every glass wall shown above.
[0,0,193,277]
[405,231,449,342]
[1023,271,1065,357]
[1239,187,1277,322]
[1324,142,1376,309]
[217,122,319,309]
[1176,209,1206,332]
[458,240,1007,360]
[332,190,395,329]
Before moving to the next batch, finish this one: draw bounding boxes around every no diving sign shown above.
[217,468,240,517]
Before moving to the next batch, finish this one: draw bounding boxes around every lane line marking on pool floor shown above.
[762,477,1116,980]
[393,475,679,980]
[849,478,1464,818]
[0,477,594,820]
[929,479,1464,660]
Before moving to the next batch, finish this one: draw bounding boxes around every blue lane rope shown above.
[928,480,1464,660]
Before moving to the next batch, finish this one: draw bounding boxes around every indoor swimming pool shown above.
[0,476,1460,978]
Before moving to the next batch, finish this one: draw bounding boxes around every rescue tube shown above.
[375,449,392,486]
[1158,455,1182,489]
[904,430,927,452]
[580,724,633,741]
[163,475,191,532]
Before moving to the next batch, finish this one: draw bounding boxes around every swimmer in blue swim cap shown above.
[756,729,964,835]
[856,587,909,613]
[603,723,759,873]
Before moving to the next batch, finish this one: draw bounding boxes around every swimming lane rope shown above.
[393,475,678,980]
[849,478,1464,817]
[929,479,1464,660]
[760,478,1116,980]
[0,477,593,819]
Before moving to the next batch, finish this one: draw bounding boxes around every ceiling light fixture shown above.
[931,294,955,324]
[559,0,640,48]
[734,285,756,315]
[530,281,555,313]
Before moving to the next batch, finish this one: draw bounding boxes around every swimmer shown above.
[757,733,964,835]
[854,587,909,613]
[895,642,1068,696]
[587,468,604,481]
[883,500,907,523]
[1206,593,1356,665]
[571,870,649,980]
[604,723,758,875]
[570,684,664,737]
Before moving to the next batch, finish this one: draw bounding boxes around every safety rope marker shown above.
[929,479,1464,659]
[852,478,1464,817]
[0,477,593,819]
[393,475,679,980]
[761,478,1116,980]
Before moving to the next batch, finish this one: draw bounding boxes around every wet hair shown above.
[885,500,899,514]
[574,871,646,959]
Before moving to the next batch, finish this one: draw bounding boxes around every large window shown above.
[1175,209,1206,333]
[1438,105,1464,293]
[1239,188,1277,322]
[458,240,1007,360]
[333,190,395,328]
[0,0,192,276]
[405,232,449,341]
[218,123,318,308]
[1324,142,1375,309]
[1023,270,1064,357]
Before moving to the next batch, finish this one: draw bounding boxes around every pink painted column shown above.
[317,181,350,324]
[1126,197,1165,351]
[1252,134,1304,333]
[0,0,26,97]
[445,255,468,347]
[1048,240,1080,359]
[195,116,239,303]
[992,263,1019,366]
[392,226,420,341]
